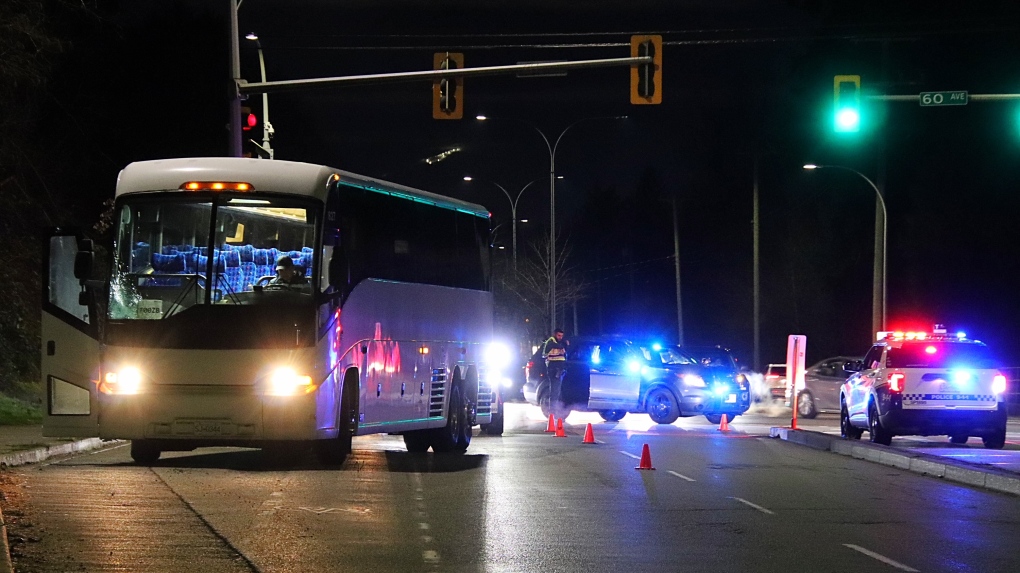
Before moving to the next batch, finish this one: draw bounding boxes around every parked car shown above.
[763,363,787,402]
[794,356,862,418]
[523,337,750,424]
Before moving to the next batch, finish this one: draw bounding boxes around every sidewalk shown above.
[0,426,114,573]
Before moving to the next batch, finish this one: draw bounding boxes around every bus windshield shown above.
[109,194,320,321]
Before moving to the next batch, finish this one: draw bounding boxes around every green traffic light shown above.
[834,107,860,132]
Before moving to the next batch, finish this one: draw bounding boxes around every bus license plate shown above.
[726,394,737,403]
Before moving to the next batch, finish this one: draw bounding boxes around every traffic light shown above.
[240,106,258,132]
[833,75,861,133]
[433,52,464,119]
[630,35,662,105]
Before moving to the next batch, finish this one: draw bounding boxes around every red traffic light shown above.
[241,106,257,131]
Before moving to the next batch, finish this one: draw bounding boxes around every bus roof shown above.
[115,157,490,218]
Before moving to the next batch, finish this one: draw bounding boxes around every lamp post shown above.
[476,115,626,332]
[245,33,274,159]
[803,164,887,333]
[463,177,539,270]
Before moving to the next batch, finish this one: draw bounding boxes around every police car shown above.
[840,327,1008,448]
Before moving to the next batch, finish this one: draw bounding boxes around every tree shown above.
[497,234,588,338]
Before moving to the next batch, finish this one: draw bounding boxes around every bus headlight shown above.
[266,367,316,396]
[486,342,513,371]
[100,366,143,395]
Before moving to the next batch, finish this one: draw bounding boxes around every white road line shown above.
[667,470,696,482]
[843,544,920,572]
[620,451,640,459]
[729,497,775,515]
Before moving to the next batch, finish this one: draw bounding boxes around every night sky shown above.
[33,0,1020,368]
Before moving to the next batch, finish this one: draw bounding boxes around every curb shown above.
[770,427,1020,497]
[0,438,114,470]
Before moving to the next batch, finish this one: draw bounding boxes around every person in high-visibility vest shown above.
[542,328,568,413]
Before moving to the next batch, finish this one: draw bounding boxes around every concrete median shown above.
[770,427,1020,497]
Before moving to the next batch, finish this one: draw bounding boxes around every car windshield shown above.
[686,347,736,369]
[887,342,998,369]
[640,346,695,366]
[769,365,787,375]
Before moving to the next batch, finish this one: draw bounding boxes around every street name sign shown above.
[919,91,968,106]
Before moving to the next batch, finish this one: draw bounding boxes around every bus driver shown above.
[270,255,308,287]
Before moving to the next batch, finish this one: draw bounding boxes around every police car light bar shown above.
[876,326,968,342]
[876,331,928,341]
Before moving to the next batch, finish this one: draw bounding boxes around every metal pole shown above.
[229,1,242,157]
[753,157,760,370]
[549,155,556,333]
[672,195,684,346]
[257,45,273,159]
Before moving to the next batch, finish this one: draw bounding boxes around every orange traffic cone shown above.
[582,423,596,444]
[718,414,730,432]
[546,413,556,433]
[555,418,566,438]
[636,443,655,470]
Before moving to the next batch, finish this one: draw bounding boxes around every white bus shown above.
[43,157,505,464]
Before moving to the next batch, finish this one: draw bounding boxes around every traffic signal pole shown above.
[229,0,242,157]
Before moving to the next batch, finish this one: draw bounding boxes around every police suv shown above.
[840,328,1008,448]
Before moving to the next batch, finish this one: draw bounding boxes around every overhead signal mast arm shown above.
[237,56,653,96]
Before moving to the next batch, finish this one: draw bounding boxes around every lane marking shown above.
[843,544,919,572]
[620,451,640,459]
[423,550,440,564]
[729,497,775,515]
[667,470,696,482]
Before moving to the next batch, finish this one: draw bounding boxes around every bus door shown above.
[587,345,641,412]
[41,232,101,437]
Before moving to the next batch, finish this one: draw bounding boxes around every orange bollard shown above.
[718,413,730,432]
[555,418,566,437]
[546,413,556,432]
[582,423,596,444]
[636,443,655,470]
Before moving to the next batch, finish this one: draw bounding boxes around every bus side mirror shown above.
[74,240,94,280]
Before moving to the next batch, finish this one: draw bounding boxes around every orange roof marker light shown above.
[180,181,254,192]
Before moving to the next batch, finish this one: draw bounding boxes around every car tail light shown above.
[887,373,905,393]
[992,374,1007,395]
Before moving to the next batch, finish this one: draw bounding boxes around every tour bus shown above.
[42,157,504,464]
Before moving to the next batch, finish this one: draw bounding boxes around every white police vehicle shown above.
[840,327,1008,448]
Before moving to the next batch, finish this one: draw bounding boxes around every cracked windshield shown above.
[109,197,317,320]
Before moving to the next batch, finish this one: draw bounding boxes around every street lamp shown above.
[477,115,627,332]
[463,176,540,270]
[245,33,274,159]
[803,164,887,333]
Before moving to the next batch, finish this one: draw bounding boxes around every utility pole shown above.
[753,157,760,370]
[673,195,684,346]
